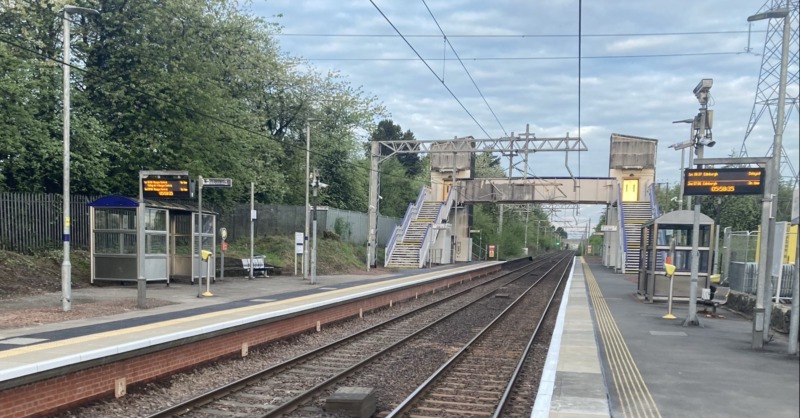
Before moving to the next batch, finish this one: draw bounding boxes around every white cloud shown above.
[254,0,799,189]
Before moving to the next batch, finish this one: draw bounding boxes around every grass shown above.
[220,234,373,275]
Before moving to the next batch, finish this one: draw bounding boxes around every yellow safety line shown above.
[0,264,495,360]
[582,257,662,418]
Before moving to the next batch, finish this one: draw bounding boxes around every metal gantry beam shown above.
[376,134,586,156]
[366,127,586,268]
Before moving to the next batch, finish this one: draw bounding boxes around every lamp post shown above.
[534,219,548,255]
[61,5,98,312]
[304,118,320,281]
[747,5,790,349]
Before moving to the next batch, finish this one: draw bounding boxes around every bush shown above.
[334,217,351,240]
[323,230,340,240]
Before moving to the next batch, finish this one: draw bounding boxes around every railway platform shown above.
[537,256,799,418]
[0,256,798,418]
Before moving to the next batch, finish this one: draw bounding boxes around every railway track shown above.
[146,253,570,418]
[387,254,572,418]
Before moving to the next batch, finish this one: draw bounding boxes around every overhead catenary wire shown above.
[301,51,748,61]
[368,0,494,140]
[275,29,765,38]
[421,0,508,137]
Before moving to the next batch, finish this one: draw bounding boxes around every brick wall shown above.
[0,266,499,418]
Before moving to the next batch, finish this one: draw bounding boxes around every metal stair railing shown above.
[435,183,457,224]
[647,182,660,218]
[418,224,434,268]
[385,186,428,267]
[617,184,628,273]
[416,183,456,268]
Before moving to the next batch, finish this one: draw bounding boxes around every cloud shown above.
[254,0,799,192]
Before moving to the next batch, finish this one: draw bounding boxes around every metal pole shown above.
[762,5,791,343]
[684,203,702,326]
[61,10,72,312]
[524,209,529,254]
[678,148,685,210]
[789,224,799,355]
[304,122,311,280]
[137,172,146,308]
[197,176,203,297]
[664,238,677,319]
[249,182,254,279]
[367,141,380,270]
[713,224,720,275]
[311,169,318,285]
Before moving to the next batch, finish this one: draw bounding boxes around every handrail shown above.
[418,224,434,268]
[647,183,660,218]
[386,201,417,266]
[437,183,456,224]
[385,187,427,267]
[413,186,427,217]
[617,184,627,271]
[384,224,399,266]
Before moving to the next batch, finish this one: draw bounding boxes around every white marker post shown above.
[295,232,304,276]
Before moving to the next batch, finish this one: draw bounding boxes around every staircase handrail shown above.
[617,184,627,270]
[386,200,419,266]
[385,186,427,267]
[384,224,399,266]
[418,224,434,268]
[435,182,457,224]
[412,186,428,219]
[647,183,660,218]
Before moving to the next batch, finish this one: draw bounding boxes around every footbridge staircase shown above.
[385,186,456,268]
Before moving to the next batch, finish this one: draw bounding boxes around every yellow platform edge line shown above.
[582,258,663,418]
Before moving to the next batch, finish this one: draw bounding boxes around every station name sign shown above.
[683,168,764,196]
[142,174,192,199]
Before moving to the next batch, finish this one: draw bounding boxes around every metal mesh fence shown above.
[725,229,796,300]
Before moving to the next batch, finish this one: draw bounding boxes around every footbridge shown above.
[368,131,658,275]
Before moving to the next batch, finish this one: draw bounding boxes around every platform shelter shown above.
[88,195,216,284]
[637,209,715,302]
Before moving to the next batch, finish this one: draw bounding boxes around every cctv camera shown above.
[693,78,713,95]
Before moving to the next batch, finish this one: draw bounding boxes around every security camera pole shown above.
[310,169,327,285]
[684,78,713,327]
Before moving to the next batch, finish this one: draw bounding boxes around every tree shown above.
[368,120,424,217]
[1,0,387,212]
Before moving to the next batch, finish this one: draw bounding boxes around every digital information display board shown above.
[142,175,192,199]
[683,167,765,196]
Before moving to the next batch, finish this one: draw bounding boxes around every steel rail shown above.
[492,257,573,417]
[146,255,560,418]
[386,253,573,417]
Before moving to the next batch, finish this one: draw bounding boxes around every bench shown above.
[699,285,730,315]
[242,255,269,277]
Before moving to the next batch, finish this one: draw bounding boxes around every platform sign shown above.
[295,232,304,255]
[142,173,192,199]
[488,245,495,258]
[202,177,233,188]
[683,168,764,196]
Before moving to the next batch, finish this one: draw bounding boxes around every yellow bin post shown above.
[201,250,214,297]
[663,263,677,319]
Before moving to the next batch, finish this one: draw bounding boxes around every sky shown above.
[247,0,799,236]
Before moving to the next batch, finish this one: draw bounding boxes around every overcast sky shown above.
[248,0,799,235]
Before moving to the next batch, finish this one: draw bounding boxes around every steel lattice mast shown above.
[740,0,799,182]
